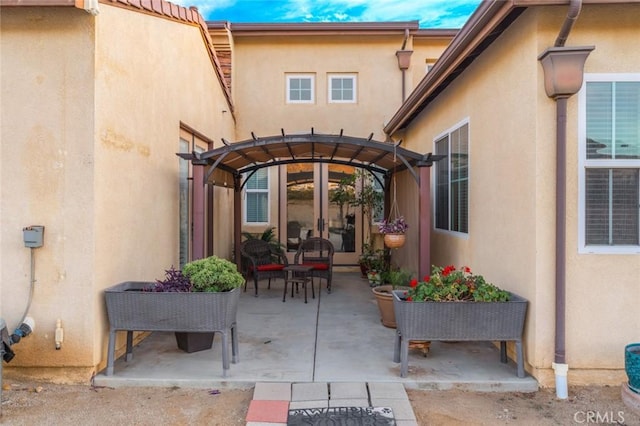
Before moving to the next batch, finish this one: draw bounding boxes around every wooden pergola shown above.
[178,130,442,279]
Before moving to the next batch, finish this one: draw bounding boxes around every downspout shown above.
[554,0,582,47]
[548,0,582,400]
[554,0,582,400]
[552,93,570,399]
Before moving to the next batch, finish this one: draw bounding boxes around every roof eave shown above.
[384,0,640,135]
[228,21,421,37]
[384,0,519,135]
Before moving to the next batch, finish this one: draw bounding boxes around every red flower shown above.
[423,275,430,282]
[407,296,413,301]
[410,278,418,288]
[442,265,456,276]
[463,266,471,273]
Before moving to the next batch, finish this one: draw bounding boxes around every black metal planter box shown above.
[104,281,240,377]
[392,290,528,378]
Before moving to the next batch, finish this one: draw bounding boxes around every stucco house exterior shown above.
[382,0,640,388]
[1,0,638,389]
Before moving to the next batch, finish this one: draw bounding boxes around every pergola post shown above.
[192,164,206,260]
[418,165,431,279]
[234,174,242,271]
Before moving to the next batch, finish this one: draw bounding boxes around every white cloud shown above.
[172,0,480,28]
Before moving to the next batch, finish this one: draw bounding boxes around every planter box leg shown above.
[516,340,525,378]
[393,330,401,363]
[400,337,410,378]
[126,331,134,362]
[231,324,239,364]
[500,341,507,364]
[221,331,229,377]
[106,330,116,376]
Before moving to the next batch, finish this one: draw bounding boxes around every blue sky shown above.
[175,0,482,28]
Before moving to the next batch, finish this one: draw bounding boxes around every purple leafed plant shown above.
[151,266,193,292]
[378,216,408,234]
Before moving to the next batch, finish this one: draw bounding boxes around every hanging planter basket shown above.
[380,142,408,250]
[384,233,406,249]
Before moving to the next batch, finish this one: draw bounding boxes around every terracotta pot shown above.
[372,285,396,328]
[384,233,406,249]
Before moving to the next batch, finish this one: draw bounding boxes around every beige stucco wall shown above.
[1,5,235,382]
[393,4,640,387]
[1,7,99,381]
[232,34,408,141]
[408,36,453,93]
[232,32,451,247]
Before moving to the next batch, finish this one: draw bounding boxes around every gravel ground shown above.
[1,380,639,425]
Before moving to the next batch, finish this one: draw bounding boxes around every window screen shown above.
[584,80,640,247]
[245,169,269,223]
[435,123,469,233]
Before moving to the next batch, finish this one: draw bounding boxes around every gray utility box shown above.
[23,225,44,248]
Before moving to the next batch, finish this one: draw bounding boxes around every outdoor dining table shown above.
[283,264,314,303]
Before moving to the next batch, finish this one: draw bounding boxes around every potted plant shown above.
[359,244,386,278]
[378,216,408,249]
[148,266,215,353]
[367,269,383,287]
[242,226,285,256]
[345,170,384,251]
[104,255,245,377]
[329,176,355,230]
[625,343,640,394]
[392,265,528,378]
[372,267,413,328]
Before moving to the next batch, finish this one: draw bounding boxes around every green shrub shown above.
[182,256,245,292]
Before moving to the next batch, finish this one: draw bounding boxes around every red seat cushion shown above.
[303,263,329,271]
[256,264,285,272]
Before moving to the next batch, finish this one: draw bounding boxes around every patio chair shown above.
[240,239,288,296]
[287,220,302,251]
[293,237,335,293]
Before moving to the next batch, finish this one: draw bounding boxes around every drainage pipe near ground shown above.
[538,0,593,400]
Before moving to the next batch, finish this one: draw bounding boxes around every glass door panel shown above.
[285,164,315,254]
[327,164,359,263]
[284,163,360,264]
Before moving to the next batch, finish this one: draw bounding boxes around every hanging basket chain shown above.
[390,140,401,222]
[383,140,407,247]
[387,143,402,228]
[390,174,401,222]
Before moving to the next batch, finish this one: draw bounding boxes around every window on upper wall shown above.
[244,168,269,224]
[579,75,640,253]
[425,59,436,73]
[328,74,357,103]
[286,74,315,104]
[434,122,469,234]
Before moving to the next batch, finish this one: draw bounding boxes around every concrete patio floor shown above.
[93,270,538,393]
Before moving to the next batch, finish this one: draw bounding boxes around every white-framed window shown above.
[372,170,385,223]
[426,59,436,74]
[434,121,469,234]
[578,74,640,253]
[328,74,357,103]
[178,136,206,268]
[179,139,190,268]
[286,74,315,104]
[244,168,269,224]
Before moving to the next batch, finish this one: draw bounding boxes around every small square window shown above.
[328,74,357,103]
[426,59,437,74]
[287,74,315,104]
